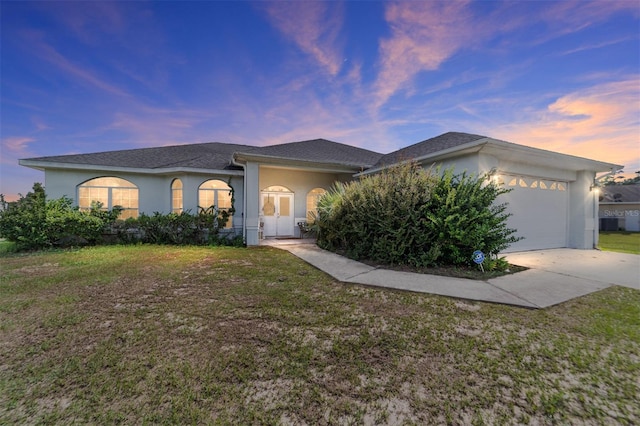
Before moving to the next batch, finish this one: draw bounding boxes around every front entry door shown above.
[261,192,294,237]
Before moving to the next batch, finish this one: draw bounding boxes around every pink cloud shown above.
[21,31,131,98]
[541,0,640,32]
[260,1,344,76]
[375,1,473,107]
[106,106,212,146]
[491,78,640,173]
[36,1,126,45]
[374,0,640,108]
[2,136,35,154]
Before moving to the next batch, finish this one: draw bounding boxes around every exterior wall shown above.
[45,169,171,213]
[434,153,496,176]
[244,162,261,246]
[258,166,351,222]
[599,203,640,231]
[568,170,598,249]
[44,168,245,234]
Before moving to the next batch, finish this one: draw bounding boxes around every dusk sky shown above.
[2,0,639,201]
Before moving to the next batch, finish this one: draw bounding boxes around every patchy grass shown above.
[599,232,640,254]
[1,245,638,425]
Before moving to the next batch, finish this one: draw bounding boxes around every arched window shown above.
[198,179,233,228]
[306,187,326,222]
[78,177,139,219]
[171,179,183,214]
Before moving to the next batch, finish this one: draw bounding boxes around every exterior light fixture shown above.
[487,167,501,184]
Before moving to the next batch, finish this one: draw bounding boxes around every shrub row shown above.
[106,211,243,247]
[0,183,242,250]
[315,163,521,268]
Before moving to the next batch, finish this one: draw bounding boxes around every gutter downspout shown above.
[231,154,247,244]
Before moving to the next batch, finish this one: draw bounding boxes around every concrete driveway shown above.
[504,249,639,290]
[268,239,639,308]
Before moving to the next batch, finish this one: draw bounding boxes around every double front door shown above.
[261,192,294,237]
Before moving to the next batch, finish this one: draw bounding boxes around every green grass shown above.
[599,231,640,254]
[1,245,639,425]
[0,239,16,254]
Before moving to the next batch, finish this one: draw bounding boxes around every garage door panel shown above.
[499,175,568,252]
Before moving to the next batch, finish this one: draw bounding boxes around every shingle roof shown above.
[25,131,564,173]
[372,132,487,168]
[240,139,383,168]
[23,138,384,171]
[601,184,640,202]
[24,142,254,170]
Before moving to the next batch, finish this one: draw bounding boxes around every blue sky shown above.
[2,0,639,200]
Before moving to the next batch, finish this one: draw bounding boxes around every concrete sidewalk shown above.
[275,243,639,309]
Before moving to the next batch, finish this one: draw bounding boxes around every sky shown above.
[1,0,639,201]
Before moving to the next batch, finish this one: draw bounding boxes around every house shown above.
[19,132,621,252]
[599,184,640,231]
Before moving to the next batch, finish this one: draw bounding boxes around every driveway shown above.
[504,249,639,290]
[271,241,639,308]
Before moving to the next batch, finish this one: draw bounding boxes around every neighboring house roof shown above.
[373,132,488,168]
[600,184,640,203]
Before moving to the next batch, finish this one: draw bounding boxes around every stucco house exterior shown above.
[599,184,640,231]
[20,132,621,252]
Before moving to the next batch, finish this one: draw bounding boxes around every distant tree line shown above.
[602,171,640,186]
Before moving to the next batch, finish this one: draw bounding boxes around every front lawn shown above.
[1,245,638,424]
[599,231,640,254]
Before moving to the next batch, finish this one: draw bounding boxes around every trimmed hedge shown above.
[315,163,521,268]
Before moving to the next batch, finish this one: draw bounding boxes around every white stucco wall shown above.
[44,168,245,234]
[258,166,351,221]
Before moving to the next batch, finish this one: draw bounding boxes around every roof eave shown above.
[479,139,623,173]
[233,152,371,173]
[356,138,489,176]
[357,137,623,176]
[18,159,244,176]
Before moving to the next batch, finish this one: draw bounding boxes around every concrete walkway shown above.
[265,240,639,308]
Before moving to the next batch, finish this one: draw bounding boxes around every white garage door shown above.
[498,175,568,252]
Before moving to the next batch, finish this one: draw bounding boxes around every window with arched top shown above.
[78,177,139,219]
[198,179,233,228]
[171,179,183,214]
[306,187,326,222]
[262,185,292,193]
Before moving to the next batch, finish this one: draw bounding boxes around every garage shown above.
[499,174,569,252]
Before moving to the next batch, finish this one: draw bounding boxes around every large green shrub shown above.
[0,183,120,250]
[0,183,48,250]
[316,163,520,267]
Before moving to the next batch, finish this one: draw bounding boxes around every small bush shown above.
[316,163,521,268]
